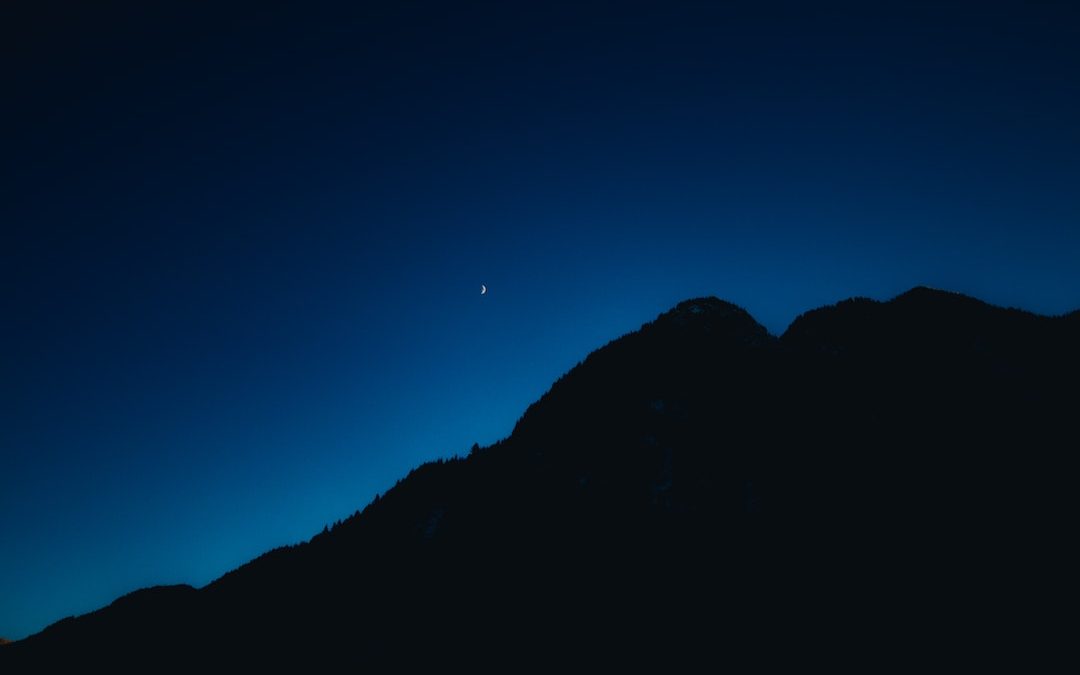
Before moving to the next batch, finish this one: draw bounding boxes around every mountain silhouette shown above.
[3,288,1076,669]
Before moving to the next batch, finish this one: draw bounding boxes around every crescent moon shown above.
[480,284,487,295]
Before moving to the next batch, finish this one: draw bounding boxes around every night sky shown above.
[3,1,1079,640]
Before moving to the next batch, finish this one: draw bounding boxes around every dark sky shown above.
[3,1,1079,639]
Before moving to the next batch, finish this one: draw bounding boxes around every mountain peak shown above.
[651,296,772,343]
[663,296,750,319]
[891,285,982,305]
[897,284,955,297]
[670,296,743,314]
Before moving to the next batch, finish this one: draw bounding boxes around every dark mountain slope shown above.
[4,289,1077,670]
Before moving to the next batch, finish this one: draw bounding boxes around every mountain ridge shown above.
[4,287,1077,669]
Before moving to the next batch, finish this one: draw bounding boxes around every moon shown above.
[480,284,487,295]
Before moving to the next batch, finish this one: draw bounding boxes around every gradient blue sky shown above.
[3,1,1079,639]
